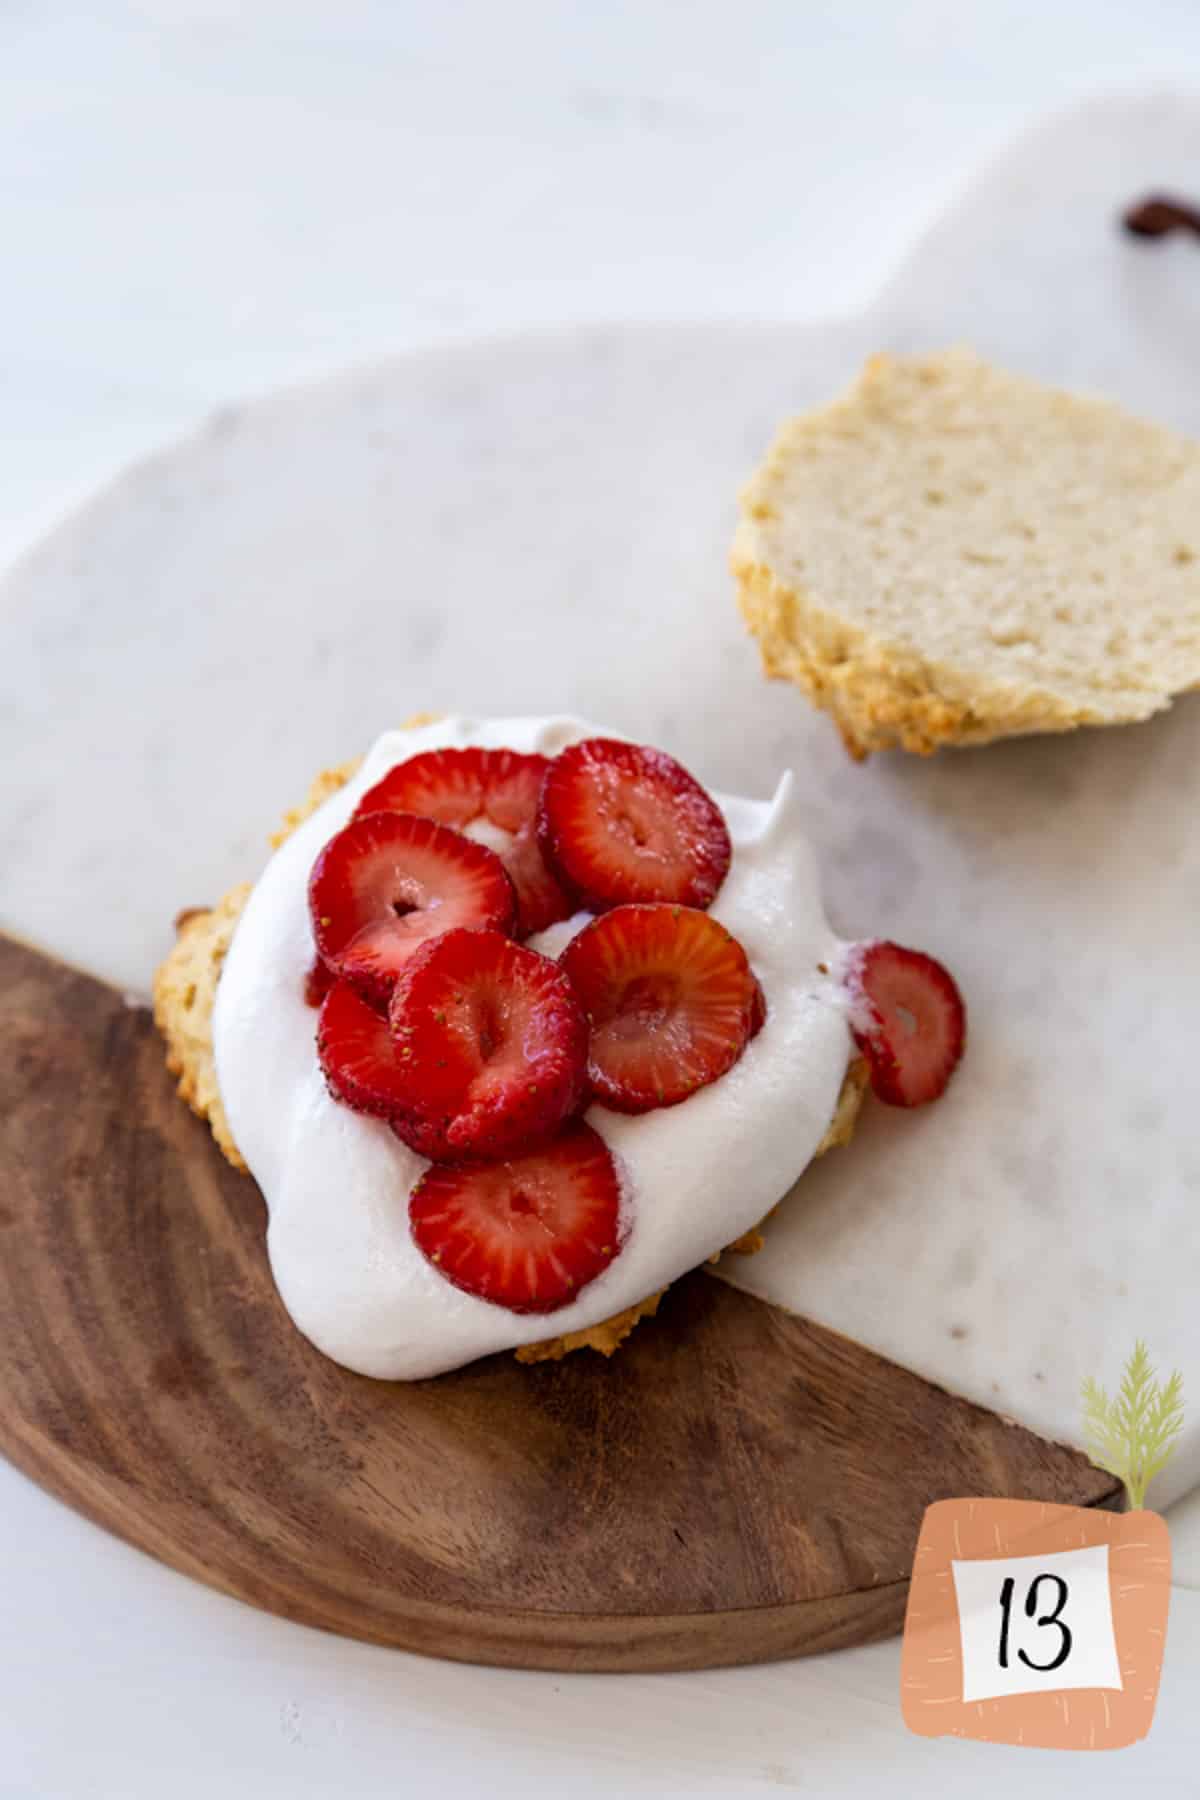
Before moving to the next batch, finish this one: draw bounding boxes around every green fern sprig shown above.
[1081,1342,1185,1510]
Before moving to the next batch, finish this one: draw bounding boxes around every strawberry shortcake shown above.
[154,716,964,1376]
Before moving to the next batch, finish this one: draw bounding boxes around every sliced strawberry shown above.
[356,747,572,937]
[479,749,576,935]
[409,1122,624,1313]
[844,940,966,1107]
[308,811,515,1005]
[560,903,757,1113]
[387,928,588,1159]
[497,819,575,937]
[538,738,731,912]
[304,956,337,1008]
[316,980,414,1117]
[358,746,487,829]
[479,749,546,834]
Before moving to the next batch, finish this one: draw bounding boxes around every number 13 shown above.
[998,1573,1073,1672]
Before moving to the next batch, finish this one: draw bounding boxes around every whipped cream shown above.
[213,716,852,1378]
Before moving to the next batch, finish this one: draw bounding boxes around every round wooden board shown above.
[0,933,1118,1672]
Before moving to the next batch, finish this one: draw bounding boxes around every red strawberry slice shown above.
[844,940,966,1107]
[304,956,337,1008]
[308,811,515,1005]
[560,903,757,1113]
[538,738,731,911]
[316,980,415,1117]
[480,748,547,834]
[358,746,487,829]
[478,749,576,936]
[409,1122,624,1313]
[356,747,572,937]
[496,818,576,937]
[386,928,588,1159]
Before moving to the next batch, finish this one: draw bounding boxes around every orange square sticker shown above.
[900,1499,1170,1750]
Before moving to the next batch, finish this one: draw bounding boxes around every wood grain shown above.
[0,933,1119,1671]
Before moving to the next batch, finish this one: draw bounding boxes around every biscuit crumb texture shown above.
[733,349,1200,756]
[154,882,253,1170]
[515,1291,664,1363]
[153,757,363,1170]
[154,737,865,1364]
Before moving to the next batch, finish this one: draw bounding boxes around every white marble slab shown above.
[2,92,1199,1515]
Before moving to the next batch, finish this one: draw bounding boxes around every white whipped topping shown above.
[213,716,852,1378]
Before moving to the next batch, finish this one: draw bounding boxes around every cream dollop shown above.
[213,716,851,1377]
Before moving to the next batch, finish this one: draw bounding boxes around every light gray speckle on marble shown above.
[2,93,1199,1502]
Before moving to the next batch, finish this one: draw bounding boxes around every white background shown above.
[4,5,1200,1796]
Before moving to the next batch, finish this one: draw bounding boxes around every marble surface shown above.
[4,43,1200,1794]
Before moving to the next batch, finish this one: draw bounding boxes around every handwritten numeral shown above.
[998,1573,1073,1672]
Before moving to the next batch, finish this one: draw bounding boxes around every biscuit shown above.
[734,349,1200,756]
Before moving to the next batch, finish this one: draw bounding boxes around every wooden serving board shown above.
[0,932,1118,1671]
